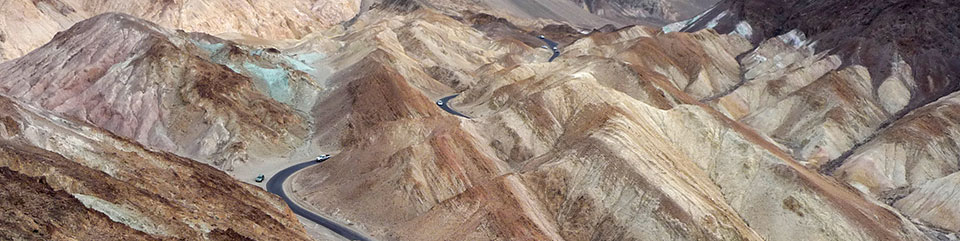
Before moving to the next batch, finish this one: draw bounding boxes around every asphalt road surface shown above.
[266,161,373,241]
[437,94,470,118]
[266,37,552,241]
[540,37,560,62]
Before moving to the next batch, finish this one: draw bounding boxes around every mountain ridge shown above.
[2,0,960,240]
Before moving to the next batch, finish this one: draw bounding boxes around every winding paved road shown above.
[437,94,470,118]
[539,36,560,62]
[266,161,373,241]
[266,35,554,241]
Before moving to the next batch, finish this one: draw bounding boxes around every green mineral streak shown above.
[243,62,292,103]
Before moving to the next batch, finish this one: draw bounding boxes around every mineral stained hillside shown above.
[1,0,959,240]
[0,0,717,61]
[0,0,362,61]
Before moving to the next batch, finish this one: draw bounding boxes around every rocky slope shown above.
[0,0,722,62]
[276,2,936,240]
[835,90,960,233]
[0,0,362,61]
[2,0,959,240]
[411,0,717,31]
[0,12,332,241]
[0,166,156,240]
[675,0,960,236]
[569,0,718,25]
[0,94,311,240]
[0,13,319,171]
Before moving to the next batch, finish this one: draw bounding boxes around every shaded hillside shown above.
[677,0,960,235]
[0,94,311,240]
[684,0,960,108]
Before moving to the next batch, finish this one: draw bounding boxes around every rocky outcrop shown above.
[685,0,960,112]
[0,166,156,240]
[0,13,312,171]
[0,0,362,61]
[0,95,311,240]
[835,91,960,232]
[677,0,960,235]
[2,0,958,240]
[0,0,725,62]
[570,0,718,25]
[284,6,930,240]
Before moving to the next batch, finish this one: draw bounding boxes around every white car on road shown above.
[315,154,331,162]
[436,100,444,106]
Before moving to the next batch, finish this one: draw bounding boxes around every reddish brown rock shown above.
[0,13,309,171]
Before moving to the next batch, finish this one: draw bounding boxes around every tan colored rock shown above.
[281,7,928,240]
[711,31,842,120]
[0,95,311,240]
[3,1,957,239]
[834,90,960,232]
[0,13,311,171]
[896,172,960,232]
[740,65,889,164]
[0,0,361,61]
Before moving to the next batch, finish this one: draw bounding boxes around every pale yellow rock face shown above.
[743,66,888,164]
[674,26,960,236]
[699,30,915,170]
[0,0,361,61]
[876,55,915,115]
[0,0,87,61]
[833,90,960,232]
[896,172,960,232]
[696,28,960,235]
[479,58,922,241]
[713,34,842,120]
[563,27,752,101]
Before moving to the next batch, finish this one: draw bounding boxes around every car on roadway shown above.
[552,46,558,51]
[436,100,444,106]
[538,35,545,39]
[255,174,265,183]
[315,154,331,162]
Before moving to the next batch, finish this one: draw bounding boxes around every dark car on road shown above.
[255,174,265,183]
